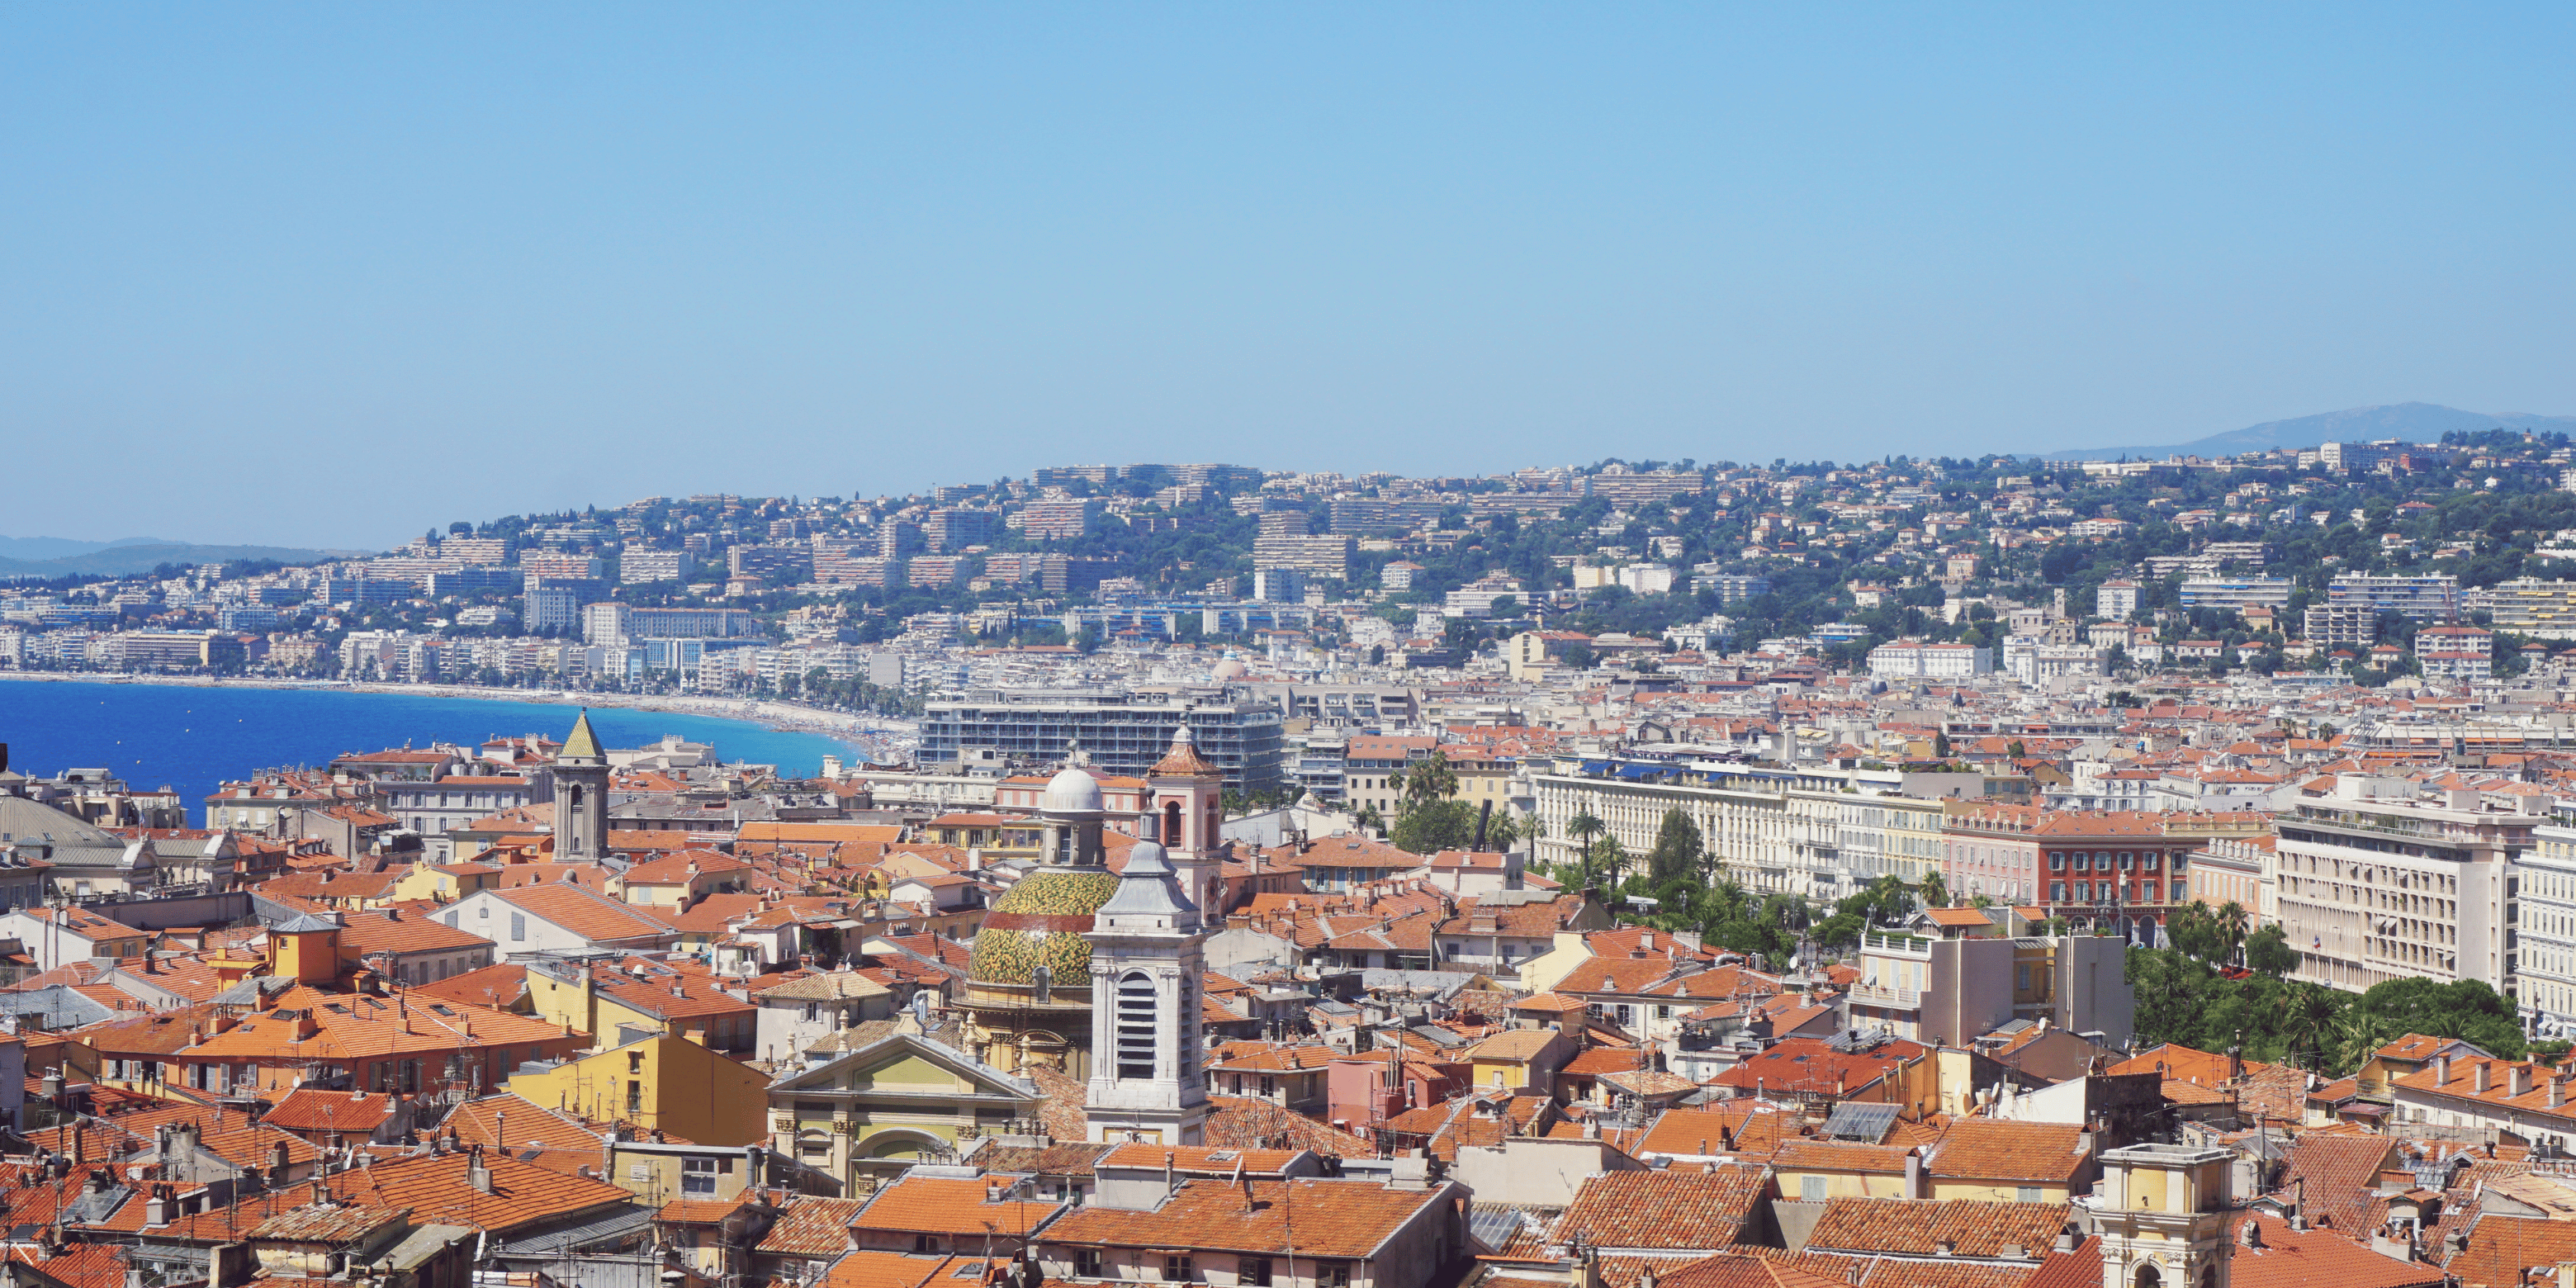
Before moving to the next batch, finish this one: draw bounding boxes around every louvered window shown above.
[1116,972,1158,1077]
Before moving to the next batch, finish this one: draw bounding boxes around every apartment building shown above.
[619,549,696,584]
[1866,639,1993,679]
[1850,930,2132,1047]
[2271,774,2540,995]
[1529,757,1981,900]
[916,689,1285,790]
[2487,579,2576,641]
[2176,578,2294,612]
[2327,574,2459,624]
[2520,822,2576,1039]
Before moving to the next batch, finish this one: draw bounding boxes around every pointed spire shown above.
[562,710,603,761]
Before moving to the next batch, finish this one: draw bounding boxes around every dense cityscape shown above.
[8,433,2576,1288]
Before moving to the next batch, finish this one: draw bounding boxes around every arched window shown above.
[2133,1262,2162,1288]
[1164,800,1186,846]
[1116,972,1158,1078]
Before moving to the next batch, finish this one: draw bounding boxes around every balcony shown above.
[1849,983,1922,1009]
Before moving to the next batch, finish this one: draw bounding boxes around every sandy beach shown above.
[0,670,913,751]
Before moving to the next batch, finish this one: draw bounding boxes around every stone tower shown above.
[1083,840,1210,1146]
[552,710,611,860]
[1146,724,1227,921]
[2093,1144,2235,1288]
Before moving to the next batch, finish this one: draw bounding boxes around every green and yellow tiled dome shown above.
[968,869,1122,993]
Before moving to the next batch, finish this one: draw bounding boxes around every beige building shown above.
[2271,774,2540,995]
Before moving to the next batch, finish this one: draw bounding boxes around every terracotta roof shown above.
[853,1174,1065,1238]
[759,1196,869,1257]
[2277,1134,2399,1234]
[1927,1120,2087,1185]
[1556,1167,1769,1250]
[488,881,675,943]
[1803,1197,2066,1259]
[1637,1103,1798,1158]
[260,1087,402,1134]
[322,1148,630,1234]
[1040,1177,1449,1257]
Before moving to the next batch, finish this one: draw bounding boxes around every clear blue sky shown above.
[6,5,2571,549]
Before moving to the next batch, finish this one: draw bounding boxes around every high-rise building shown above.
[918,690,1284,791]
[2326,573,2458,623]
[2486,578,2576,640]
[2272,774,2536,995]
[618,549,695,585]
[924,507,996,552]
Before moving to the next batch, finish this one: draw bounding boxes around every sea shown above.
[0,680,862,827]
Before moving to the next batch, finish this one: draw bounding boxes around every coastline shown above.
[0,670,910,754]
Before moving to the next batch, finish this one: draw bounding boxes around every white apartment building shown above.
[2270,774,2541,996]
[1527,756,1980,900]
[2488,579,2576,641]
[2519,824,2576,1039]
[1866,639,1992,680]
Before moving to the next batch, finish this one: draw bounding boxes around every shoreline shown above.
[0,670,912,756]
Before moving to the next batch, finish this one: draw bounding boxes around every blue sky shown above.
[6,5,2572,549]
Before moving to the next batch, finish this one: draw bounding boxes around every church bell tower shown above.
[1083,840,1210,1145]
[552,710,611,860]
[1146,725,1227,921]
[2094,1144,2235,1288]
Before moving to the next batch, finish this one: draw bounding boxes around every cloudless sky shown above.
[6,5,2572,548]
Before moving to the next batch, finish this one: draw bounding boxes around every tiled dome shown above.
[967,868,1122,990]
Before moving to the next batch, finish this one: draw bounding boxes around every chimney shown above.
[2512,1064,2536,1097]
[2552,1077,2565,1110]
[467,1144,494,1194]
[1905,1148,1925,1200]
[2436,1054,2451,1085]
[1163,1151,1177,1196]
[2475,1063,2491,1094]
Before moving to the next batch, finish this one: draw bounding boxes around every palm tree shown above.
[1399,753,1459,814]
[1568,811,1604,877]
[1916,872,1950,910]
[2216,901,2250,964]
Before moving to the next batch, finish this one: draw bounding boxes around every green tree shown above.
[1391,800,1478,855]
[1398,754,1460,814]
[1916,872,1950,910]
[1646,808,1706,885]
[2244,924,2299,977]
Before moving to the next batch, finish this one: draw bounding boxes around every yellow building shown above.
[1769,1140,1920,1200]
[523,960,759,1056]
[1923,1118,2094,1202]
[763,1031,1040,1193]
[1464,1027,1572,1094]
[507,1033,770,1145]
[390,860,508,905]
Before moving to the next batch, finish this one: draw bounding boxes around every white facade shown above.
[2522,824,2576,1039]
[2271,775,2538,996]
[1868,639,1993,679]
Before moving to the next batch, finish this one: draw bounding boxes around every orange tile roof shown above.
[853,1175,1065,1238]
[324,1148,630,1234]
[1040,1177,1449,1258]
[1927,1120,2088,1185]
[1556,1167,1769,1250]
[759,1196,869,1257]
[1802,1197,2066,1258]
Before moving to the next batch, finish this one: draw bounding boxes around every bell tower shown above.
[1146,725,1227,921]
[2094,1144,2235,1288]
[552,710,611,860]
[1083,841,1210,1145]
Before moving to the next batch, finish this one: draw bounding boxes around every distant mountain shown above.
[0,542,345,580]
[2045,402,2576,462]
[0,535,173,561]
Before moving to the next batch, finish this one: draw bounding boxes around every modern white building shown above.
[2270,774,2540,996]
[2095,580,2139,620]
[1868,639,1993,680]
[2521,823,2576,1039]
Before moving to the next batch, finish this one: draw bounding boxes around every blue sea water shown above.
[0,681,859,826]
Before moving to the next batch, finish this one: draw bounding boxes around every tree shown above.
[2244,924,2299,977]
[1391,800,1478,855]
[1567,811,1604,871]
[1589,836,1631,891]
[1398,754,1459,815]
[1646,808,1706,885]
[1353,804,1386,836]
[1916,872,1950,910]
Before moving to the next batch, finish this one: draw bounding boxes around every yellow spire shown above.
[563,708,603,760]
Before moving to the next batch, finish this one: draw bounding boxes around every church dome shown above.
[1039,766,1104,814]
[967,866,1122,993]
[1212,658,1249,680]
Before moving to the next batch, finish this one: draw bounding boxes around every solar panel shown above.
[1820,1101,1901,1143]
